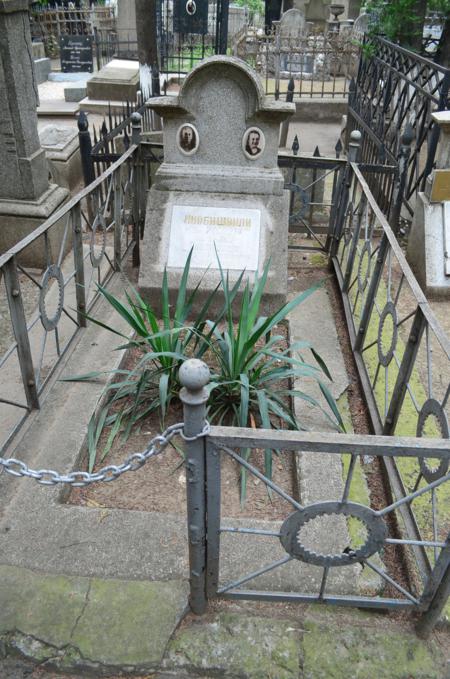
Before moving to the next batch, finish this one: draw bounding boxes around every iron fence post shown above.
[331,130,361,263]
[279,77,294,148]
[416,535,450,638]
[179,358,210,615]
[78,111,95,188]
[72,203,87,327]
[3,258,39,410]
[113,168,122,270]
[131,112,142,268]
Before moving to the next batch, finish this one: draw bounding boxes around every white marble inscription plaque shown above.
[168,205,261,270]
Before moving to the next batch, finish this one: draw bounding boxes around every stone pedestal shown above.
[407,194,450,298]
[39,125,83,192]
[0,0,69,263]
[138,56,294,316]
[0,185,70,267]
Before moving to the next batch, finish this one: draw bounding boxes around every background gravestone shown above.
[138,56,295,315]
[0,0,68,265]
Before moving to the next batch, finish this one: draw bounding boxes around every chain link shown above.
[0,422,209,487]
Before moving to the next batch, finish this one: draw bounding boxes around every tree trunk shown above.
[435,17,450,67]
[398,0,427,51]
[135,0,160,99]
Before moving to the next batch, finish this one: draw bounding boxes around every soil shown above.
[70,325,297,521]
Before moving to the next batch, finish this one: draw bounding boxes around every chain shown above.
[0,422,210,488]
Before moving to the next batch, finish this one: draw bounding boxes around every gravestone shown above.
[275,9,309,75]
[60,34,94,74]
[0,0,68,265]
[407,112,450,297]
[138,56,295,314]
[117,0,137,43]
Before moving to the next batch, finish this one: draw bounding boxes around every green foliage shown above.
[65,253,343,502]
[206,257,344,503]
[232,0,264,18]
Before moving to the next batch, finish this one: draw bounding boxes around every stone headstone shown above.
[278,8,307,39]
[60,34,94,74]
[33,57,51,85]
[138,56,295,315]
[352,11,369,39]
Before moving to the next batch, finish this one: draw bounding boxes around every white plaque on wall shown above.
[167,205,261,271]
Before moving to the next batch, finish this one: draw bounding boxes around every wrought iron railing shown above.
[237,29,359,100]
[347,35,450,219]
[331,158,450,583]
[0,143,142,457]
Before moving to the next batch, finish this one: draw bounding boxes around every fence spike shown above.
[335,137,343,158]
[313,145,321,157]
[108,102,112,131]
[292,134,299,156]
[93,125,98,145]
[101,119,107,137]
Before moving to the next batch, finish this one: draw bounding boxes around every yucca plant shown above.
[205,257,345,502]
[65,250,242,471]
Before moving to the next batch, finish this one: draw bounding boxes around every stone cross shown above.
[138,56,294,315]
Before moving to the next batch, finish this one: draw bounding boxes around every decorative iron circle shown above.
[39,264,64,331]
[357,241,372,293]
[377,301,398,367]
[279,501,387,568]
[90,212,107,268]
[417,399,449,483]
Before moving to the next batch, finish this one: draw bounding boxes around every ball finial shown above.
[179,359,210,391]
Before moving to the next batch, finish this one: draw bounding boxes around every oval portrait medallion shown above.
[177,123,199,156]
[242,126,265,160]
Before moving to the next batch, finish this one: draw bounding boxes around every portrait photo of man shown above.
[178,124,199,155]
[243,127,265,159]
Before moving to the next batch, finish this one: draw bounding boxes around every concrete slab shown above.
[37,101,80,117]
[0,565,189,674]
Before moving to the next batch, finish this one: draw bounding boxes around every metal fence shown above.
[30,5,115,57]
[331,149,450,584]
[236,29,359,100]
[0,138,142,457]
[347,35,450,220]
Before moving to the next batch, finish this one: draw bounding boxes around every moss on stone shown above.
[164,612,301,678]
[302,619,446,679]
[310,253,328,267]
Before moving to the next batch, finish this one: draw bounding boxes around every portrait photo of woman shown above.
[242,127,265,159]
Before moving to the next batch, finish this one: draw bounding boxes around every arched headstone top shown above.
[179,56,266,116]
[147,56,294,193]
[274,8,307,38]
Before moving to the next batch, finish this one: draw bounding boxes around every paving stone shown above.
[0,565,188,673]
[163,612,302,678]
[302,614,448,679]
